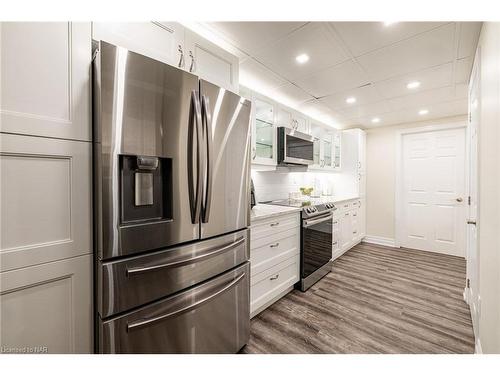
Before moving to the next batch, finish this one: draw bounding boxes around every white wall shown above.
[251,169,355,203]
[474,22,500,354]
[365,115,467,242]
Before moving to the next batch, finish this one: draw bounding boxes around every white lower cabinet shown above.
[250,212,300,317]
[332,199,365,261]
[0,254,93,353]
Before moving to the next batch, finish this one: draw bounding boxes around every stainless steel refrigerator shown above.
[92,41,251,353]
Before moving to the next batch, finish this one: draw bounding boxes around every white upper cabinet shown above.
[276,105,310,134]
[309,123,342,171]
[92,22,239,92]
[0,22,91,141]
[184,28,239,92]
[92,22,185,68]
[252,96,277,166]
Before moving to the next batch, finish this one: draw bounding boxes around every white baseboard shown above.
[362,235,396,248]
[475,338,482,354]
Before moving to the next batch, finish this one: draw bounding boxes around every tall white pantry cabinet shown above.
[0,22,93,353]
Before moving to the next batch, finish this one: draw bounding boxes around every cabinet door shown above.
[333,132,342,169]
[323,135,333,169]
[276,106,293,129]
[358,130,366,173]
[252,98,276,165]
[0,134,92,272]
[92,22,185,68]
[340,212,352,251]
[1,22,91,141]
[184,28,239,92]
[351,208,360,242]
[332,216,342,259]
[294,112,310,134]
[0,254,93,353]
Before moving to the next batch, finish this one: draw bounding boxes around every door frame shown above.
[394,121,468,248]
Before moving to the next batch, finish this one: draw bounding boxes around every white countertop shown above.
[250,204,301,222]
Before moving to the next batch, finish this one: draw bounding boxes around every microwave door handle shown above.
[126,271,246,332]
[201,95,213,223]
[188,91,203,224]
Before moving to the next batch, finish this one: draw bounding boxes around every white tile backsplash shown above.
[251,168,356,203]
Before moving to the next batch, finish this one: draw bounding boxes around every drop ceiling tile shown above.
[332,22,447,57]
[375,63,453,99]
[356,23,456,82]
[387,86,456,112]
[294,60,370,98]
[267,82,314,107]
[239,58,287,91]
[318,84,383,111]
[336,100,392,120]
[458,22,482,59]
[253,22,350,81]
[454,56,473,83]
[205,22,307,56]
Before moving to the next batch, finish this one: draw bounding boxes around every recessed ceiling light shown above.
[346,97,356,104]
[383,22,398,27]
[371,117,381,123]
[407,81,421,89]
[295,53,309,64]
[418,109,429,115]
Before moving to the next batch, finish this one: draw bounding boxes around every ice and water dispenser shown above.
[120,155,173,224]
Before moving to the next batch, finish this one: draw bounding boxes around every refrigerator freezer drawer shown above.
[98,262,250,353]
[98,228,249,318]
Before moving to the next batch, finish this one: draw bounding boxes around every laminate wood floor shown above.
[241,242,475,354]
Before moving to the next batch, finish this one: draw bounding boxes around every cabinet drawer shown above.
[250,229,299,276]
[250,255,299,314]
[338,201,352,212]
[251,213,300,241]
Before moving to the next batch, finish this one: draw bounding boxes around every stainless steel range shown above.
[266,198,336,291]
[92,41,252,353]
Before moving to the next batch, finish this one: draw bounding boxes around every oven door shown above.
[278,127,314,165]
[301,213,333,278]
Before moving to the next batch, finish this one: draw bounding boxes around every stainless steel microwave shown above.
[277,127,315,166]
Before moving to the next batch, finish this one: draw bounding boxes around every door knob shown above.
[456,197,463,202]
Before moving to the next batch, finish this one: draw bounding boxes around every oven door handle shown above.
[303,214,333,228]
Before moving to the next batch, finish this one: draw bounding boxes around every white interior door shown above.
[401,127,466,256]
[466,50,480,336]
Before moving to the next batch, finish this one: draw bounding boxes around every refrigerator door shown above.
[94,41,202,259]
[199,80,252,239]
[98,262,250,353]
[98,228,249,318]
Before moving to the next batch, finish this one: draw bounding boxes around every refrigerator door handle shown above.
[201,94,213,223]
[188,90,203,224]
[126,270,246,332]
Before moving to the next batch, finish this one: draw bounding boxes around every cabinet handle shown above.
[345,213,349,216]
[252,147,256,160]
[189,50,196,73]
[353,213,357,217]
[178,45,185,68]
[333,221,338,224]
[353,231,357,234]
[358,161,361,168]
[344,204,349,208]
[332,241,338,245]
[270,222,280,227]
[270,242,280,248]
[270,274,280,281]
